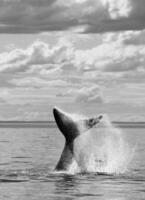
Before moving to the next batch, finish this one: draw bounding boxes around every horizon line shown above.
[0,120,143,124]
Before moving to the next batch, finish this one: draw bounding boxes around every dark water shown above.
[0,125,144,200]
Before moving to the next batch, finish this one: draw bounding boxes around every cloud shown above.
[0,0,79,33]
[75,86,104,104]
[23,111,39,120]
[1,34,145,83]
[84,0,145,33]
[0,31,145,112]
[73,30,145,79]
[121,30,145,45]
[0,33,145,120]
[10,77,68,88]
[0,39,74,74]
[0,0,145,33]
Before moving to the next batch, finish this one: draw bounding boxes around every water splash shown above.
[72,114,134,174]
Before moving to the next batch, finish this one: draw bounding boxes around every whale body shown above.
[53,107,103,171]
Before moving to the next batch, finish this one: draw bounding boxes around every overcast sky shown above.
[0,0,145,121]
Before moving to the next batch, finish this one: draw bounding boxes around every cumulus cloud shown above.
[75,30,145,78]
[0,32,145,120]
[1,34,145,82]
[0,39,74,74]
[75,86,104,104]
[0,0,145,33]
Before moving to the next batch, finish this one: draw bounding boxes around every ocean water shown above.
[0,123,144,200]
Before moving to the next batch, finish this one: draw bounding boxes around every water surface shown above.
[0,124,144,200]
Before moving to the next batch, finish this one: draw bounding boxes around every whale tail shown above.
[53,107,103,142]
[53,107,103,171]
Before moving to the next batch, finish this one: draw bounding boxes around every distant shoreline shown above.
[0,121,144,128]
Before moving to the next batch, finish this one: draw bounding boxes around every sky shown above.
[0,0,145,121]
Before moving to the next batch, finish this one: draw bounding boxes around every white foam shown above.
[70,114,135,174]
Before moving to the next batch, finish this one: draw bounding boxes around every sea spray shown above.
[73,114,134,174]
[100,116,132,173]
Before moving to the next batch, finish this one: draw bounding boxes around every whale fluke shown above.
[53,107,103,171]
[53,107,79,142]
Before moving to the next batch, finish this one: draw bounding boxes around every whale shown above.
[53,107,103,171]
